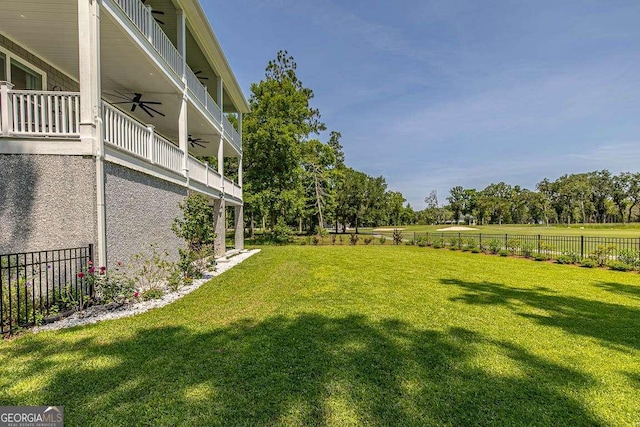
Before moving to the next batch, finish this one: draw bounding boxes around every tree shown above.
[301,138,337,230]
[243,50,325,231]
[446,186,466,223]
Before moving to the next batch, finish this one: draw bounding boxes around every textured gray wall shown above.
[0,34,79,92]
[0,154,96,254]
[104,162,186,266]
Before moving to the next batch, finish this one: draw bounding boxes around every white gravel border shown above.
[32,249,260,333]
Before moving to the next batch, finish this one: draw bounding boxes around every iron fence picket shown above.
[1,245,93,336]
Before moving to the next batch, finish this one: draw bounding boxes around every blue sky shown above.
[204,1,640,208]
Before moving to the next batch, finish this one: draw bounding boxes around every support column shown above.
[216,77,224,179]
[212,199,226,257]
[78,0,105,266]
[176,9,189,179]
[237,112,243,187]
[0,82,14,135]
[234,205,244,250]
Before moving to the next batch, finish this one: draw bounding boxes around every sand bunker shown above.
[436,226,479,231]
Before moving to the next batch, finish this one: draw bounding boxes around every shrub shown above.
[130,245,175,293]
[378,236,387,245]
[533,253,549,262]
[312,235,320,245]
[506,238,520,255]
[589,245,616,267]
[172,194,215,252]
[488,239,502,254]
[556,255,575,265]
[338,235,344,245]
[580,258,596,268]
[393,229,403,245]
[432,238,443,249]
[521,243,535,258]
[349,233,359,245]
[268,219,293,244]
[331,234,337,245]
[498,249,509,257]
[617,249,639,267]
[364,236,373,245]
[449,237,460,250]
[465,238,478,251]
[86,262,135,305]
[416,237,427,247]
[608,261,634,272]
[471,247,481,253]
[141,287,164,300]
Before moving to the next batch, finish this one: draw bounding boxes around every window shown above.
[0,53,5,81]
[10,59,42,90]
[0,46,46,90]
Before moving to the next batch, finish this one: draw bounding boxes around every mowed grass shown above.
[365,223,640,238]
[1,246,639,426]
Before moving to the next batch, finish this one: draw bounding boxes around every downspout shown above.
[95,113,107,266]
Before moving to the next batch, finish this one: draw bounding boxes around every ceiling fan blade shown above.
[111,91,133,101]
[151,10,165,15]
[139,104,155,118]
[144,105,166,117]
[131,104,137,112]
[112,101,134,105]
[193,141,206,148]
[154,18,165,25]
[140,101,162,105]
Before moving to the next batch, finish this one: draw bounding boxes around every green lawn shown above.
[1,246,639,426]
[363,223,640,238]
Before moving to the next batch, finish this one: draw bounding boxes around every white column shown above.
[78,0,106,266]
[217,77,224,182]
[0,81,14,135]
[234,206,244,250]
[176,9,188,179]
[237,112,243,187]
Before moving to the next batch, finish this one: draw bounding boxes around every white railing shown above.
[111,0,183,77]
[0,86,80,137]
[188,156,208,184]
[103,102,149,159]
[185,67,207,108]
[153,134,183,173]
[207,167,222,189]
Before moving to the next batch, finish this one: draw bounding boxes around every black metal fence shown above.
[412,232,640,260]
[1,245,93,336]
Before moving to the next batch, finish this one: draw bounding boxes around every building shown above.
[0,0,248,265]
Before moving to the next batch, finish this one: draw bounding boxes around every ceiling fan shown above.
[141,0,165,25]
[111,92,165,118]
[188,135,209,149]
[193,71,209,83]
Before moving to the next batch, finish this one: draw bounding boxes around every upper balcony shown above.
[0,86,243,205]
[0,0,248,158]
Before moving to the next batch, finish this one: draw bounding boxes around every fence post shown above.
[504,234,508,250]
[458,232,462,249]
[414,232,416,245]
[88,243,94,263]
[580,235,584,259]
[479,233,482,249]
[537,235,541,253]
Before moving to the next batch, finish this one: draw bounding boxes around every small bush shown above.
[506,238,520,255]
[471,247,481,253]
[617,249,639,267]
[364,236,373,245]
[533,253,549,262]
[498,249,509,257]
[416,237,427,247]
[589,245,616,267]
[449,237,460,250]
[580,258,596,268]
[349,233,359,245]
[393,229,403,245]
[608,261,633,272]
[338,235,344,245]
[521,243,535,258]
[465,238,477,251]
[378,236,387,245]
[558,252,580,264]
[330,234,337,245]
[268,220,293,244]
[312,235,320,245]
[488,239,502,254]
[432,238,443,249]
[141,287,164,300]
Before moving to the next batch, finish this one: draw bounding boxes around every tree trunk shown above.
[250,212,255,239]
[314,172,324,230]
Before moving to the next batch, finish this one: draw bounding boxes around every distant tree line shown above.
[428,170,640,225]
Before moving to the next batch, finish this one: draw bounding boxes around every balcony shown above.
[0,87,242,204]
[105,0,243,154]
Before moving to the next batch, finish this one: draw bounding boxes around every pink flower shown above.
[134,291,139,298]
[77,272,86,278]
[116,261,123,267]
[87,260,93,266]
[99,266,106,275]
[88,267,95,274]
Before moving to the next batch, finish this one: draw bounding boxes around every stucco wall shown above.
[104,162,186,266]
[0,154,96,254]
[0,34,79,92]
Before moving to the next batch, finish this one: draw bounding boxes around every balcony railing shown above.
[0,86,80,137]
[109,0,243,154]
[0,87,241,201]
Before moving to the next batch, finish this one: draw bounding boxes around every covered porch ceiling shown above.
[0,0,239,158]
